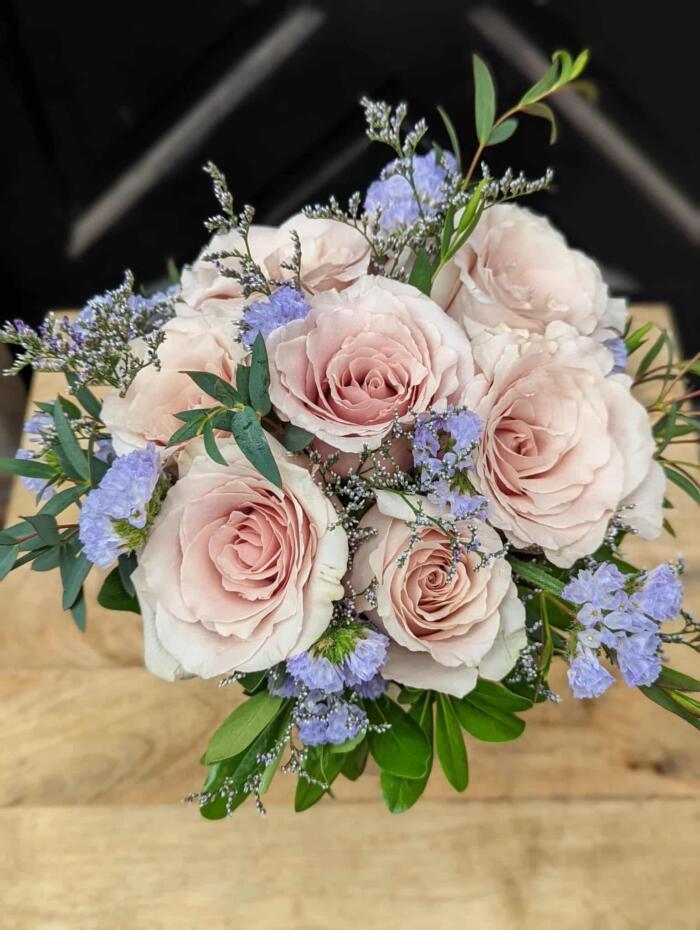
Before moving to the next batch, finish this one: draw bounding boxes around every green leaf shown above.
[20,513,61,547]
[118,552,137,598]
[53,398,89,480]
[519,57,561,106]
[471,679,533,713]
[522,102,558,143]
[205,692,284,764]
[167,414,208,447]
[444,179,487,260]
[281,424,314,452]
[656,667,700,692]
[249,332,272,417]
[571,48,590,79]
[65,373,102,420]
[486,117,518,146]
[202,421,228,466]
[637,332,667,376]
[30,547,61,572]
[235,364,251,406]
[182,371,242,408]
[625,321,653,354]
[238,670,268,695]
[97,567,140,613]
[198,756,247,820]
[340,739,370,782]
[259,704,295,794]
[408,248,433,296]
[70,589,87,631]
[452,693,525,742]
[0,545,19,581]
[508,556,566,596]
[473,54,496,144]
[380,693,434,813]
[328,731,366,754]
[436,105,462,174]
[59,547,92,610]
[435,694,468,792]
[295,747,345,812]
[366,695,431,779]
[440,203,457,260]
[231,407,282,488]
[0,456,55,479]
[640,684,700,730]
[663,465,700,505]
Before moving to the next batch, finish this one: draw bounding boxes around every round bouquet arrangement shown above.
[1,50,698,817]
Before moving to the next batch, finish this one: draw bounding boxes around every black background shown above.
[1,0,697,351]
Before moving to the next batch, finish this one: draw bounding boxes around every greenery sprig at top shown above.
[1,47,699,818]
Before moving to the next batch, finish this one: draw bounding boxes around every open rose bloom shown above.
[3,58,696,818]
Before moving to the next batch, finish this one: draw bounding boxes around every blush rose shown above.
[432,203,627,339]
[132,435,349,679]
[267,275,475,453]
[101,316,245,456]
[464,324,664,566]
[351,491,526,697]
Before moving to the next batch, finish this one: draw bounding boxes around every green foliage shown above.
[436,105,462,173]
[0,456,55,479]
[249,333,272,416]
[181,371,243,408]
[231,407,282,487]
[380,692,434,813]
[205,692,285,764]
[295,746,345,812]
[408,248,434,295]
[97,567,140,613]
[452,690,526,743]
[508,556,566,597]
[340,739,370,782]
[366,695,432,779]
[487,117,518,146]
[435,693,468,791]
[472,55,496,144]
[281,424,314,452]
[641,684,700,730]
[53,398,89,480]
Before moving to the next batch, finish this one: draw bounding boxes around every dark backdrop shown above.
[1,0,697,352]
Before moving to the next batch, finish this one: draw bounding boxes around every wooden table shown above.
[1,306,698,930]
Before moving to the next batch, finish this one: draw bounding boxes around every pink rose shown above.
[178,226,280,319]
[177,216,370,319]
[267,276,474,453]
[265,214,371,293]
[464,325,663,566]
[132,436,349,679]
[432,203,626,339]
[351,491,526,697]
[101,316,245,456]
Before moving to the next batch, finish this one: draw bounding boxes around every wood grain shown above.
[0,800,697,930]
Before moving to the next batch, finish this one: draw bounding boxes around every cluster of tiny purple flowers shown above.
[364,151,457,233]
[563,561,683,698]
[269,625,389,746]
[412,406,488,519]
[241,285,310,347]
[16,412,56,501]
[78,444,164,569]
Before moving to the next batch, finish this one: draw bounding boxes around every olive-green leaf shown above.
[205,692,284,763]
[231,407,282,488]
[452,694,525,742]
[281,424,314,452]
[473,54,496,144]
[487,117,518,146]
[367,695,431,779]
[53,398,89,480]
[97,567,140,613]
[435,694,468,791]
[408,248,433,296]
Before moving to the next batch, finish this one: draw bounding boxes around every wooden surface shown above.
[1,305,698,929]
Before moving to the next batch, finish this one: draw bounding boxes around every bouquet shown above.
[2,49,699,818]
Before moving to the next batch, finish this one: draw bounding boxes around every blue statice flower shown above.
[604,337,628,374]
[287,652,345,693]
[74,285,177,338]
[637,564,683,622]
[16,412,57,501]
[413,406,487,519]
[267,670,300,698]
[364,151,457,233]
[567,653,615,699]
[563,561,683,698]
[354,673,388,699]
[616,632,662,687]
[79,444,164,569]
[295,691,368,747]
[286,624,389,694]
[241,285,310,348]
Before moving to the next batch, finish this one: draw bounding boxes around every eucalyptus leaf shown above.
[0,545,19,581]
[203,421,228,466]
[182,371,242,408]
[0,456,55,479]
[235,364,251,406]
[20,513,61,547]
[249,333,272,416]
[70,589,87,631]
[487,118,518,146]
[522,102,558,143]
[281,424,314,452]
[97,567,140,613]
[53,398,89,480]
[59,547,92,610]
[231,407,282,488]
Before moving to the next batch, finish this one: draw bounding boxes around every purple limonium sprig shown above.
[15,412,57,501]
[563,561,684,696]
[241,285,310,348]
[78,444,165,569]
[364,151,457,233]
[604,336,628,374]
[286,624,389,695]
[413,406,487,519]
[295,691,368,747]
